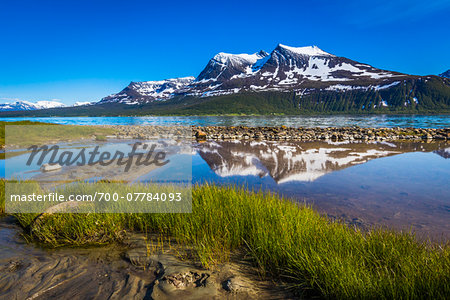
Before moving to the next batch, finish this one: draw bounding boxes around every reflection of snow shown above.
[215,155,269,177]
[198,141,400,183]
[277,171,327,183]
[378,141,397,148]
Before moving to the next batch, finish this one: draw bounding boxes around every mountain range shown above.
[100,44,408,104]
[1,44,449,116]
[0,100,92,111]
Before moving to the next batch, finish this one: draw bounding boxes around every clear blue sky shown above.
[1,0,449,105]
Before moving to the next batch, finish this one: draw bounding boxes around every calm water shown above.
[0,115,449,128]
[192,140,450,240]
[2,137,449,240]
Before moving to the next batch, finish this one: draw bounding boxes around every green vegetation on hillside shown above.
[0,77,449,116]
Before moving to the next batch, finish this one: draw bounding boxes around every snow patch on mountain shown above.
[325,81,401,92]
[278,44,333,57]
[212,52,265,65]
[131,77,194,97]
[374,81,401,90]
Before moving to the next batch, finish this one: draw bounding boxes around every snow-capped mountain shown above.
[439,69,450,78]
[100,44,408,104]
[0,100,66,111]
[2,44,448,115]
[99,77,195,104]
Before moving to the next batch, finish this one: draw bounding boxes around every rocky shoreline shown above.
[96,125,450,142]
[192,126,450,142]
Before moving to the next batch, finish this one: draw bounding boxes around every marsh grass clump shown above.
[8,183,450,299]
[95,135,107,141]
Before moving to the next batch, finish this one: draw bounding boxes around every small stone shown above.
[222,276,246,292]
[7,260,22,272]
[195,130,207,140]
[40,163,62,172]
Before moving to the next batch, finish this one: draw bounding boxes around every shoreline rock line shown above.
[192,126,450,142]
[92,125,449,142]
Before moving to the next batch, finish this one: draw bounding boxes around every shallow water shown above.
[2,138,449,240]
[192,140,450,240]
[0,115,449,128]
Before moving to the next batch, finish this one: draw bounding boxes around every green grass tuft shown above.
[7,182,449,299]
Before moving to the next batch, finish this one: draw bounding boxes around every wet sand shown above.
[0,217,295,300]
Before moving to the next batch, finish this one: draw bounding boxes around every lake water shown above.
[0,115,449,128]
[2,137,449,240]
[1,115,449,240]
[193,140,450,241]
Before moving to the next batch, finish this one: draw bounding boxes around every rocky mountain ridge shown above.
[100,44,416,105]
[440,69,450,78]
[1,44,449,115]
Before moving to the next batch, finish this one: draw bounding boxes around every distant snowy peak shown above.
[439,69,450,78]
[277,44,334,57]
[33,101,66,109]
[0,101,36,111]
[73,101,93,106]
[99,76,195,104]
[0,100,66,111]
[0,100,98,111]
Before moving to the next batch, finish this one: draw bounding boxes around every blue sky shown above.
[1,0,449,105]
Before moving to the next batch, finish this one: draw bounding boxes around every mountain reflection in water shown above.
[193,140,450,241]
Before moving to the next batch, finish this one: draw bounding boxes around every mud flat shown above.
[0,217,293,300]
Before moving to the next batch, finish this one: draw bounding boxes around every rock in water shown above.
[40,163,62,172]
